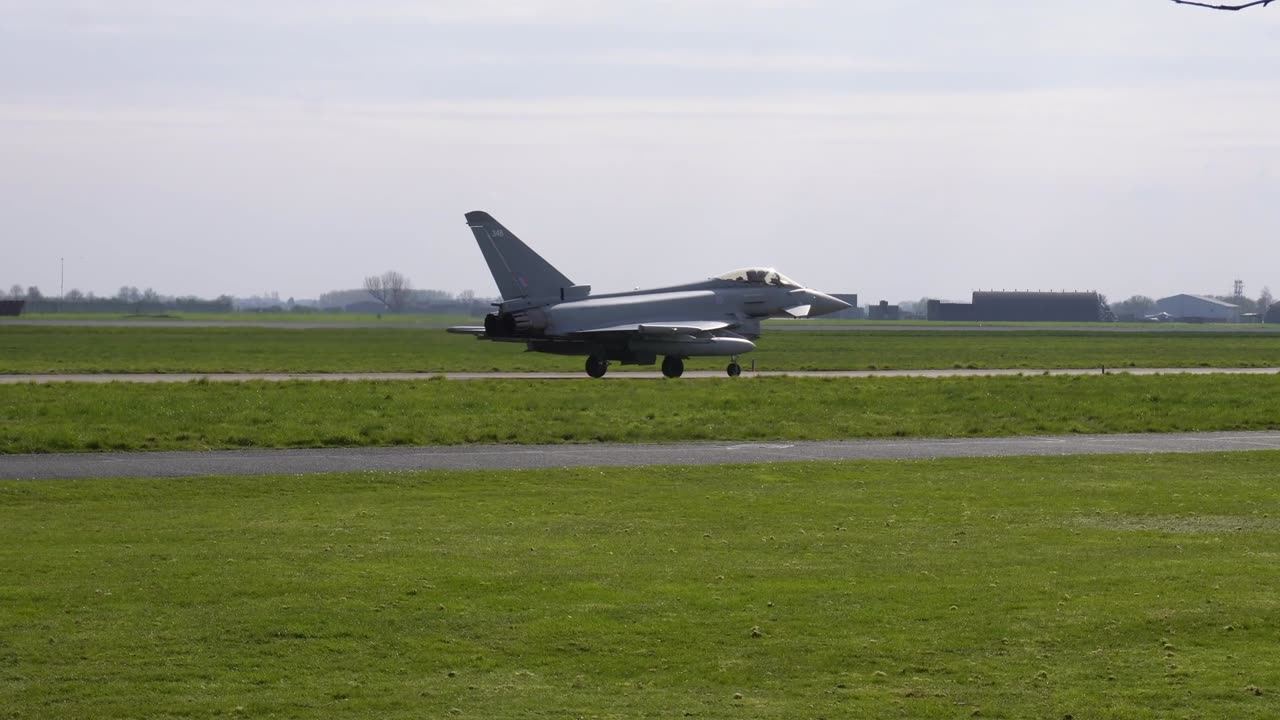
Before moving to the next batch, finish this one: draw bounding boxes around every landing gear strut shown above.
[661,356,685,379]
[586,355,608,378]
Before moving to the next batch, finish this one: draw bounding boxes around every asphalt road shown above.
[2,367,1279,384]
[3,431,1279,480]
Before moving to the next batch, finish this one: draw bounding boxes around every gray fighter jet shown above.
[447,211,850,378]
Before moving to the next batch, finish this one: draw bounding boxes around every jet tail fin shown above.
[465,211,574,301]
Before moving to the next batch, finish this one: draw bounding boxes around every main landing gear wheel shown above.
[726,362,742,377]
[586,355,608,378]
[661,356,685,379]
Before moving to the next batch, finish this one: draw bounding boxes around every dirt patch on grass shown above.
[1072,514,1280,534]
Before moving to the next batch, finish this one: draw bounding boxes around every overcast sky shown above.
[3,1,1278,304]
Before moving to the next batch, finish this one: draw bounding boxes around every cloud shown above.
[5,1,1280,109]
[460,48,912,74]
[3,2,1279,300]
[0,0,771,29]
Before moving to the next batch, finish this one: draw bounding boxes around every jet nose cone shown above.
[807,291,851,318]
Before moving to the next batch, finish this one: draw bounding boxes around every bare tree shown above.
[1259,286,1274,310]
[1171,0,1274,9]
[386,272,411,313]
[364,270,412,313]
[8,284,22,299]
[458,289,479,316]
[364,275,387,309]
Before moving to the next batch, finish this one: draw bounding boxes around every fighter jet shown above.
[447,211,851,378]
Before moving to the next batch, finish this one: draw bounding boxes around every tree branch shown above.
[1171,0,1273,10]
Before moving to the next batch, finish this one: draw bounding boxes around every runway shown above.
[3,431,1279,480]
[2,367,1279,384]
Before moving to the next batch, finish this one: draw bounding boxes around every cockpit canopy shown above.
[714,267,801,289]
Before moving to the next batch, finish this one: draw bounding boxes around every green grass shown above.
[3,453,1279,718]
[3,374,1279,454]
[4,325,1280,374]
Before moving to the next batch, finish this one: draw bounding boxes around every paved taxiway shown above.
[2,367,1279,383]
[4,431,1279,480]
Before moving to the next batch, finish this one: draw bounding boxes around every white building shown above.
[1156,294,1240,323]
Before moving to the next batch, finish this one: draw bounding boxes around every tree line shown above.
[5,284,234,314]
[4,271,492,315]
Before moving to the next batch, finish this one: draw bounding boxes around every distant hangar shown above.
[1155,294,1240,323]
[915,291,1256,324]
[927,291,1113,323]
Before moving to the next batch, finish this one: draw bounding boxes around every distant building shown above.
[1155,294,1240,323]
[867,300,900,321]
[927,291,1111,322]
[0,300,24,317]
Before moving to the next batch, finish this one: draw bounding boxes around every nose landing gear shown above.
[725,354,743,378]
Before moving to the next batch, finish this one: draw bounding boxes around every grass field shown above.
[3,453,1279,718]
[3,374,1279,454]
[769,317,1280,330]
[4,325,1280,374]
